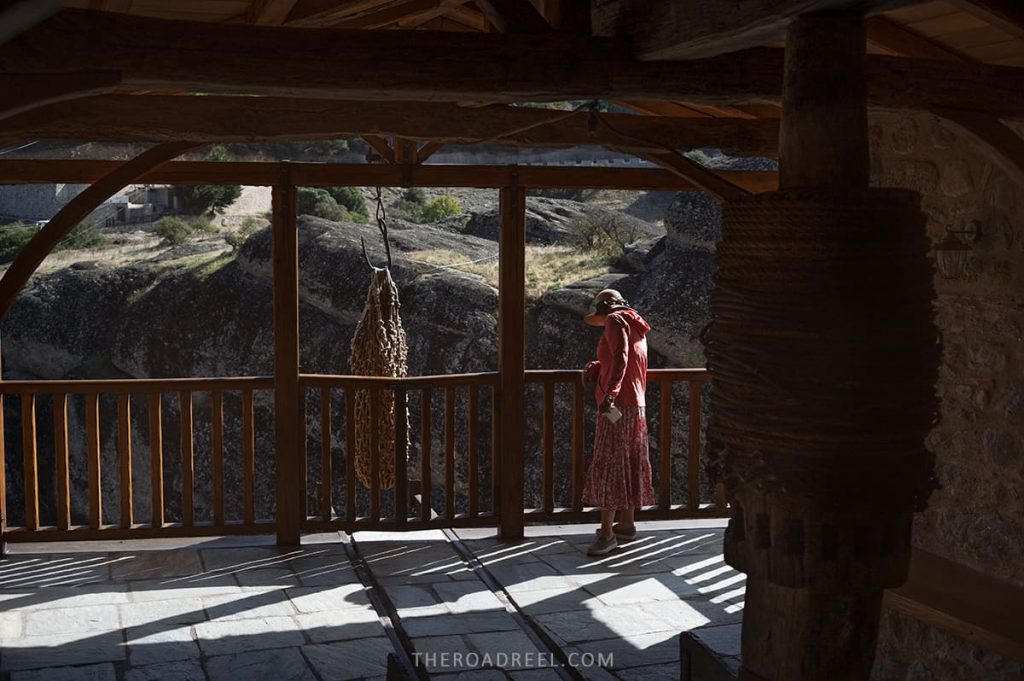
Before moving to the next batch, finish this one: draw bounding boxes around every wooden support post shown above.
[273,181,302,547]
[497,185,526,539]
[736,13,885,681]
[779,12,868,191]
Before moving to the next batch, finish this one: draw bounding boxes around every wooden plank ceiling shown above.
[59,0,1024,121]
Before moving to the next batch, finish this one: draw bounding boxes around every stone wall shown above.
[869,113,1024,679]
[0,184,87,221]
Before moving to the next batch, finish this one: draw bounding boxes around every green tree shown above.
[56,219,106,251]
[0,222,36,263]
[173,185,243,215]
[420,195,462,223]
[154,217,192,245]
[297,187,348,222]
[327,186,369,221]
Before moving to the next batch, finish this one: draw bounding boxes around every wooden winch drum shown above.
[704,188,940,591]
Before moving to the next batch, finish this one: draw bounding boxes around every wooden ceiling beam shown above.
[473,0,550,32]
[247,0,302,24]
[594,0,928,60]
[946,0,1024,40]
[6,10,1024,117]
[285,0,395,27]
[865,15,971,60]
[0,0,67,46]
[396,0,474,28]
[332,0,442,28]
[0,95,782,156]
[0,71,121,122]
[0,159,779,192]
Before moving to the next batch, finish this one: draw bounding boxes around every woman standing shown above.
[581,289,654,556]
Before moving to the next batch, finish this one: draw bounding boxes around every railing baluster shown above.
[345,388,357,522]
[53,392,70,531]
[117,393,133,529]
[0,393,5,537]
[20,394,39,531]
[394,388,408,525]
[149,393,164,527]
[491,385,498,516]
[659,380,673,510]
[211,390,224,526]
[369,387,380,522]
[179,391,194,527]
[572,381,585,512]
[542,381,554,514]
[85,393,102,529]
[688,380,701,511]
[420,388,432,521]
[319,386,332,522]
[242,389,255,524]
[445,386,455,519]
[468,385,479,518]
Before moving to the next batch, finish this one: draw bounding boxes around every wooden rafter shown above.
[415,141,444,163]
[474,0,550,32]
[866,16,1024,182]
[0,142,198,323]
[361,134,396,163]
[395,0,474,28]
[0,159,779,193]
[0,0,67,46]
[635,151,750,202]
[0,96,782,156]
[0,72,121,122]
[7,10,1024,117]
[87,0,133,11]
[285,0,396,27]
[247,0,301,24]
[593,0,919,60]
[333,0,442,28]
[947,0,1024,40]
[443,5,488,29]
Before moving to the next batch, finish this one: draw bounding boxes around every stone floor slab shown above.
[0,585,130,611]
[432,581,504,614]
[23,604,120,636]
[0,554,114,588]
[202,590,298,621]
[403,611,519,637]
[194,616,305,656]
[285,584,370,613]
[205,646,316,681]
[123,659,207,681]
[119,597,207,628]
[128,577,242,602]
[295,607,384,643]
[1,630,127,671]
[126,623,201,665]
[111,551,204,582]
[464,630,543,670]
[302,636,394,680]
[9,662,118,681]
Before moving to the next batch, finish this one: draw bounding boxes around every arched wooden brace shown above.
[0,141,199,323]
[0,72,121,123]
[933,108,1024,182]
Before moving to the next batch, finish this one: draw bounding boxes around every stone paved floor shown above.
[0,520,742,681]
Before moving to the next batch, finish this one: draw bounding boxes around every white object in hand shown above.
[603,404,622,423]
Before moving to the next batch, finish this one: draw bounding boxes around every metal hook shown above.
[363,186,393,270]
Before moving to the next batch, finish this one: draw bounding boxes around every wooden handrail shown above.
[0,376,274,393]
[299,372,499,389]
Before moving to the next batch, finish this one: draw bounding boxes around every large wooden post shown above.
[497,185,526,539]
[272,181,302,547]
[705,11,939,681]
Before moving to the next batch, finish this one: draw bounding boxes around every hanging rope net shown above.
[349,188,408,491]
[350,266,409,490]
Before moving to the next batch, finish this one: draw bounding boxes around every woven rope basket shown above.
[349,268,409,490]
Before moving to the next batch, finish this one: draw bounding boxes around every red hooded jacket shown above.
[584,308,651,407]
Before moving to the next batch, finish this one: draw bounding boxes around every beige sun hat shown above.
[584,288,630,327]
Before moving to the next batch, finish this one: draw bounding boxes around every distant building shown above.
[0,184,88,222]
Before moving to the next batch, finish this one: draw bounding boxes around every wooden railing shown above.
[297,372,501,532]
[0,369,724,543]
[0,377,275,541]
[523,368,725,523]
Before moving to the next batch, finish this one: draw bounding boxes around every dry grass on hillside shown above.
[408,245,613,300]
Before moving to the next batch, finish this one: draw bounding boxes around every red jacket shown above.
[584,308,651,407]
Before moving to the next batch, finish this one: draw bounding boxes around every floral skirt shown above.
[582,405,654,510]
